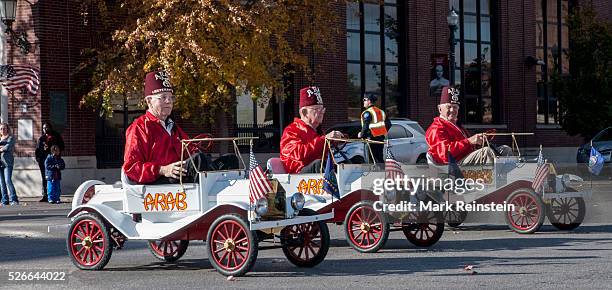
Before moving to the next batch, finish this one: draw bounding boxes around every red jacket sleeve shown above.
[123,124,161,184]
[426,123,473,164]
[280,130,326,167]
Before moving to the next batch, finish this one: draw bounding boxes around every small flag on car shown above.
[248,143,271,203]
[322,152,340,199]
[447,151,464,179]
[385,143,404,181]
[588,147,604,175]
[532,146,549,192]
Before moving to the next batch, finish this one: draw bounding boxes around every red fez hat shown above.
[440,86,460,105]
[144,71,173,97]
[299,86,323,109]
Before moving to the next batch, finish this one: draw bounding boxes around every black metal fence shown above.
[96,136,125,168]
[235,123,280,153]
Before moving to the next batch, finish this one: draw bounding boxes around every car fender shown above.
[414,142,429,154]
[315,189,378,223]
[68,203,138,238]
[72,180,106,209]
[160,203,250,241]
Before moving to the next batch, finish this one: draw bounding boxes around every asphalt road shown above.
[1,181,611,290]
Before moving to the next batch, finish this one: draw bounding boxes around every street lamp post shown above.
[0,0,17,33]
[0,0,16,32]
[447,8,459,86]
[0,0,29,55]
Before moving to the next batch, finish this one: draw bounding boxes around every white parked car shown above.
[326,118,429,164]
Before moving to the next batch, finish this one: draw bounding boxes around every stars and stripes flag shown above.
[248,144,272,203]
[0,65,40,95]
[532,147,549,192]
[385,144,404,181]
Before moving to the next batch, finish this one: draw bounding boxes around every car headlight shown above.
[255,197,268,216]
[290,192,305,211]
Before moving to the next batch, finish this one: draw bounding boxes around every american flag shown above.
[248,145,272,203]
[385,144,404,181]
[0,64,40,95]
[532,148,549,192]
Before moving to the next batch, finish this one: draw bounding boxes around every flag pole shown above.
[320,139,328,174]
[249,139,253,207]
[589,140,593,191]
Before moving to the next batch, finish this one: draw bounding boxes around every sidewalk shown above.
[0,197,73,214]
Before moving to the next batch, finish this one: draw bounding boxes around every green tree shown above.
[552,3,612,139]
[79,0,344,124]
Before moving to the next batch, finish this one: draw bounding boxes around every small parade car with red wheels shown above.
[266,137,445,254]
[427,133,591,234]
[65,137,333,276]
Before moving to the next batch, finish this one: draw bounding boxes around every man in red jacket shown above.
[425,86,505,165]
[280,86,344,173]
[123,71,192,184]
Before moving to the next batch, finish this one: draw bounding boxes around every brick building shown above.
[3,0,611,196]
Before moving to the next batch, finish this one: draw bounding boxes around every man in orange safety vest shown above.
[358,94,392,163]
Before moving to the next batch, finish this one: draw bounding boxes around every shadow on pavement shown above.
[105,259,212,272]
[247,255,597,277]
[2,230,609,271]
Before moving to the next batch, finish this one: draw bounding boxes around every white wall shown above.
[12,156,120,197]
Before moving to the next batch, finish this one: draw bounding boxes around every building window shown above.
[95,96,144,168]
[451,0,496,124]
[536,0,570,125]
[235,91,281,152]
[347,0,401,121]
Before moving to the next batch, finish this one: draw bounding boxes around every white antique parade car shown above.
[426,133,591,234]
[266,138,445,254]
[65,137,333,277]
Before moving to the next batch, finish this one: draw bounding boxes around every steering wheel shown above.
[188,133,213,153]
[332,139,347,151]
[328,134,351,163]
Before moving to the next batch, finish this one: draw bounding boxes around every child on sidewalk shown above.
[45,145,65,204]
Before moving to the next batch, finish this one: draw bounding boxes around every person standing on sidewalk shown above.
[45,145,65,204]
[35,122,64,202]
[0,123,18,206]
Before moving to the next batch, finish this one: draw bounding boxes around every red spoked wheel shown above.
[67,213,113,270]
[344,201,389,253]
[148,240,189,262]
[546,196,586,231]
[206,214,257,277]
[281,209,330,267]
[402,210,445,247]
[505,188,545,234]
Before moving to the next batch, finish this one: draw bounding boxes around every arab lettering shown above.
[297,179,324,195]
[143,191,187,211]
